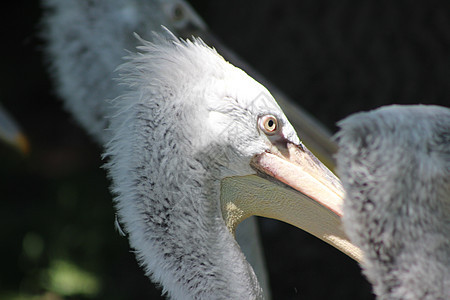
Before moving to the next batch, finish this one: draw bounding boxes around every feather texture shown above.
[336,105,450,300]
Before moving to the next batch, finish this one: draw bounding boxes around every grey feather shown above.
[335,105,450,300]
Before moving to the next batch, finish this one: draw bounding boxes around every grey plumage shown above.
[105,34,271,299]
[335,105,450,300]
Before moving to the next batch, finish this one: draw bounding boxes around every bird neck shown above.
[109,116,263,298]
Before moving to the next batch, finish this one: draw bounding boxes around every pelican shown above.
[96,31,360,298]
[335,105,450,299]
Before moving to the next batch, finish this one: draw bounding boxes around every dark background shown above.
[1,1,449,299]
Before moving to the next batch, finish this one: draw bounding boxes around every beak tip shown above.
[15,133,31,155]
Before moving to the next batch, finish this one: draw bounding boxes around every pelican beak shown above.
[220,142,362,262]
[0,106,30,154]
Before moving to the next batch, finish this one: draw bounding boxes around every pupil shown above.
[268,120,274,128]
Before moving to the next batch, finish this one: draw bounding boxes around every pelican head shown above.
[106,31,359,298]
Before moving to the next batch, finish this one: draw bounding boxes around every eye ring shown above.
[259,115,279,135]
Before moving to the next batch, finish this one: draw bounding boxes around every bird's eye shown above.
[171,4,185,21]
[259,115,279,135]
